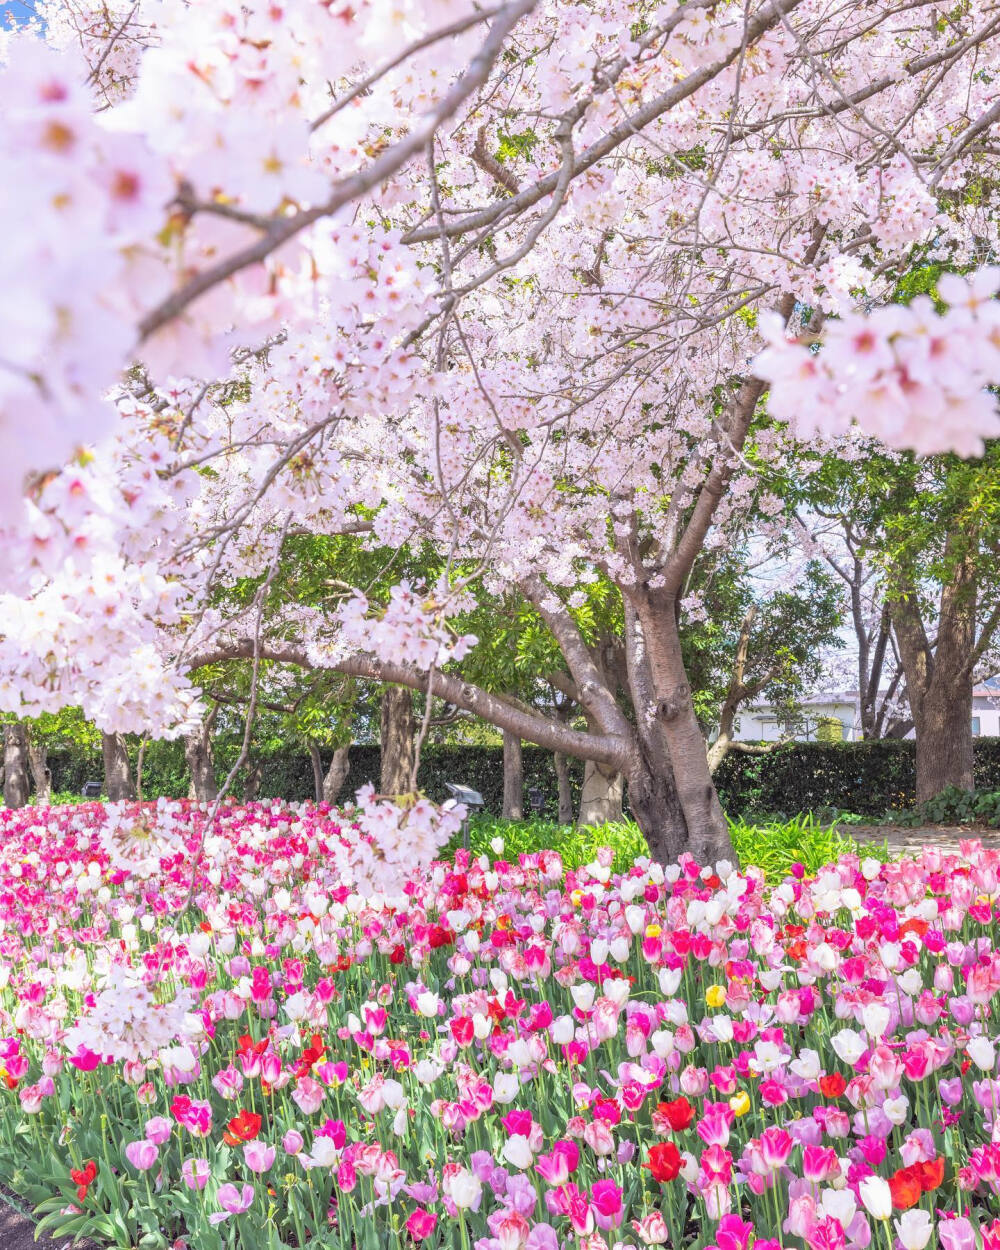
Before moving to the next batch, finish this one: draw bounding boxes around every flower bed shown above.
[0,800,998,1250]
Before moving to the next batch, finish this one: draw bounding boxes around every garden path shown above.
[849,825,1000,855]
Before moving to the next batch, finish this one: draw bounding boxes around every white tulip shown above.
[968,1036,996,1071]
[858,1176,892,1220]
[502,1135,534,1169]
[894,1210,933,1250]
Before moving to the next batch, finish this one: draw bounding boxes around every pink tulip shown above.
[759,1127,795,1170]
[181,1158,210,1191]
[938,1218,976,1250]
[404,1207,437,1240]
[124,1140,158,1171]
[243,1141,276,1173]
[590,1179,623,1230]
[144,1116,171,1144]
[209,1182,255,1224]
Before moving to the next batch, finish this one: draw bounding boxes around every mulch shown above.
[0,1187,97,1250]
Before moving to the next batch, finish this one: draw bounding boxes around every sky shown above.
[2,0,38,27]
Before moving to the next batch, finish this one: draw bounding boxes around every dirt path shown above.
[847,824,1000,856]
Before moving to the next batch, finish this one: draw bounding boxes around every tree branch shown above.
[184,639,633,767]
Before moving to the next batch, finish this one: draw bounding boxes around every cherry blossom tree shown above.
[4,0,1000,863]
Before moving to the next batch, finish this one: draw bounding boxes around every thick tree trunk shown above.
[185,717,218,802]
[3,724,30,810]
[380,686,415,795]
[891,537,977,803]
[308,742,324,803]
[915,679,974,801]
[502,730,524,819]
[323,745,351,805]
[630,598,733,864]
[554,752,573,824]
[26,729,51,805]
[627,750,689,866]
[577,759,623,826]
[102,732,136,801]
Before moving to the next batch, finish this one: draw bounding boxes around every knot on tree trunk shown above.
[655,683,690,723]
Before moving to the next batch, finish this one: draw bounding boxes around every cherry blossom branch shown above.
[403,0,805,247]
[308,5,511,133]
[136,0,537,344]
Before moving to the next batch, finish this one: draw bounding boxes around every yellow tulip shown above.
[729,1091,751,1116]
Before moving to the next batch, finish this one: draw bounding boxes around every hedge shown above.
[715,738,1000,818]
[46,740,587,821]
[43,736,1000,820]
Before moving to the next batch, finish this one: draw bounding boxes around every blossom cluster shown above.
[1,800,1000,1249]
[755,270,1000,457]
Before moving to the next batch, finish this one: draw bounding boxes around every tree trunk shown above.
[26,728,51,805]
[891,536,977,803]
[323,745,351,805]
[308,742,324,803]
[630,598,733,864]
[184,715,218,802]
[243,759,263,802]
[627,748,689,866]
[914,678,974,801]
[3,724,30,810]
[380,686,415,795]
[577,759,623,826]
[502,730,524,819]
[554,752,573,824]
[102,732,136,801]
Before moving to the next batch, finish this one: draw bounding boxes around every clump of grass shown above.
[445,810,890,882]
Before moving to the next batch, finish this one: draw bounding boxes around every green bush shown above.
[451,813,887,882]
[889,785,1000,828]
[716,739,1000,818]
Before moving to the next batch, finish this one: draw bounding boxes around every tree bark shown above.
[554,752,573,824]
[631,596,733,864]
[890,535,977,802]
[380,686,415,795]
[243,759,264,802]
[915,679,974,801]
[101,732,136,801]
[308,742,324,803]
[622,603,696,863]
[627,748,689,867]
[502,730,524,819]
[323,745,351,804]
[3,724,30,810]
[26,728,51,805]
[184,714,218,802]
[577,759,623,826]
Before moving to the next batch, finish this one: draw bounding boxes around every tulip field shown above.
[1,800,999,1250]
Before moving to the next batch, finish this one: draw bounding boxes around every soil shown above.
[0,1187,97,1250]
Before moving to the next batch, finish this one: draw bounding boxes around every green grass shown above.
[446,811,889,881]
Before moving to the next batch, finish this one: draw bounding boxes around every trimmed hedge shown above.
[715,738,1000,818]
[46,740,586,820]
[43,736,1000,820]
